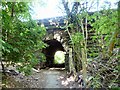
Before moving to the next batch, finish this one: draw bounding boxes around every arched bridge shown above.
[37,16,69,68]
[37,16,98,69]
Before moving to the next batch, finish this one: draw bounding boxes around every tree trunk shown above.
[118,1,120,57]
[81,42,87,87]
[1,60,6,75]
[108,31,119,56]
[108,2,120,56]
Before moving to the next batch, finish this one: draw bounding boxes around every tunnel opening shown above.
[43,39,65,68]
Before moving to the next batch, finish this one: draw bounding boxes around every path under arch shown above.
[43,39,66,68]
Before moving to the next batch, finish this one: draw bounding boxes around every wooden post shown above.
[69,48,76,74]
[65,52,69,72]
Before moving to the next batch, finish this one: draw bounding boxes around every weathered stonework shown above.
[37,17,70,69]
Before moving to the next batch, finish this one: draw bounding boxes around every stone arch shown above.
[43,39,66,67]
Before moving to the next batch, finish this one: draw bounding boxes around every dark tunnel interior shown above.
[42,39,65,68]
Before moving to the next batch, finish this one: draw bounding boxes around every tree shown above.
[61,0,119,88]
[62,0,88,87]
[2,2,46,75]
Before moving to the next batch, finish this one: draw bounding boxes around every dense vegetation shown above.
[1,2,46,75]
[62,0,120,88]
[1,1,120,89]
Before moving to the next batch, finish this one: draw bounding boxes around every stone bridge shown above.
[37,17,70,68]
[37,16,98,70]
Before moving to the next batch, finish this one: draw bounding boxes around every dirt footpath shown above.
[2,67,81,88]
[23,68,66,88]
[3,68,67,88]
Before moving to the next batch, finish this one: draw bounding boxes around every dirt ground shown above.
[2,67,81,89]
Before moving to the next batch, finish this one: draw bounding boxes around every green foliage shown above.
[91,9,118,47]
[88,8,119,88]
[2,2,46,75]
[54,51,65,64]
[71,32,83,45]
[64,1,119,88]
[71,32,84,56]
